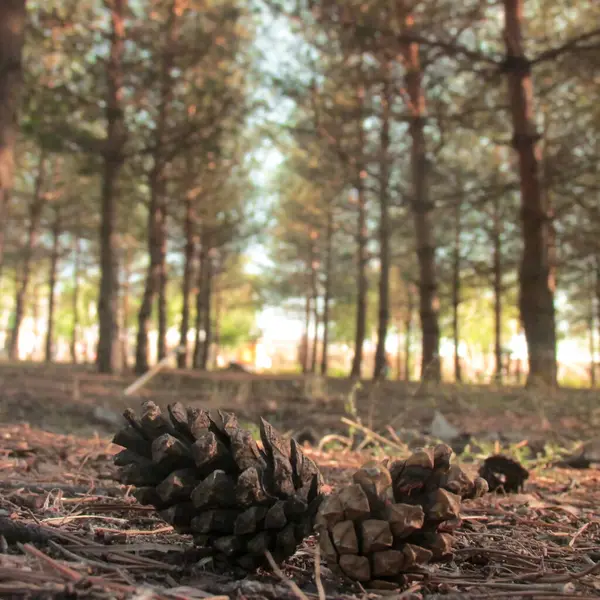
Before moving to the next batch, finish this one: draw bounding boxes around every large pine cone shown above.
[112,401,324,572]
[316,445,487,586]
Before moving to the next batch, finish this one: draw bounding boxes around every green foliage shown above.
[220,309,257,348]
[215,255,263,348]
[53,276,99,339]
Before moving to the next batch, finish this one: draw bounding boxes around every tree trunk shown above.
[9,152,46,360]
[503,0,557,386]
[404,283,415,382]
[31,278,39,358]
[97,0,127,374]
[135,201,159,372]
[320,201,333,376]
[70,233,81,363]
[515,350,523,385]
[135,184,164,373]
[452,199,462,383]
[492,195,503,382]
[134,1,176,374]
[0,0,26,273]
[0,191,10,287]
[200,254,213,370]
[302,289,311,374]
[44,207,61,362]
[157,200,168,361]
[310,293,319,374]
[373,66,392,380]
[350,83,368,379]
[121,244,132,371]
[212,273,221,369]
[589,265,596,388]
[400,15,440,382]
[540,107,557,296]
[396,318,403,380]
[178,189,195,368]
[351,179,368,378]
[309,240,319,374]
[594,257,600,388]
[192,242,206,369]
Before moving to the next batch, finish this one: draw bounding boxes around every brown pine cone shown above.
[112,401,324,572]
[479,454,529,493]
[316,444,487,586]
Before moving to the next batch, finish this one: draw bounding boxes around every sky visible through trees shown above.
[0,0,599,387]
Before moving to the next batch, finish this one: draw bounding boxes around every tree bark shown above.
[135,1,176,374]
[121,244,132,371]
[404,283,415,382]
[134,186,161,372]
[350,85,368,379]
[492,195,503,382]
[400,14,440,382]
[310,292,319,374]
[320,201,333,376]
[9,152,46,360]
[309,239,319,374]
[503,0,557,386]
[178,189,195,368]
[350,178,368,378]
[373,65,392,381]
[192,242,206,369]
[302,289,311,374]
[44,206,61,362]
[589,264,596,388]
[157,200,168,361]
[31,278,39,358]
[97,0,127,374]
[0,0,26,273]
[540,107,557,297]
[396,318,403,380]
[70,233,81,363]
[212,273,221,369]
[594,257,600,388]
[200,254,213,370]
[452,198,462,383]
[0,191,10,287]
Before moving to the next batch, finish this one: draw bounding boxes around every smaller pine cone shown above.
[112,401,324,572]
[316,445,488,586]
[479,454,529,493]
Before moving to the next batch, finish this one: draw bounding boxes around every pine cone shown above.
[112,401,324,572]
[316,445,487,586]
[479,454,529,493]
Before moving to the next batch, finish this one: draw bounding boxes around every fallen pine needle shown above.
[313,544,326,600]
[95,525,174,536]
[42,514,129,526]
[568,521,592,547]
[340,417,408,453]
[20,543,82,582]
[264,551,309,600]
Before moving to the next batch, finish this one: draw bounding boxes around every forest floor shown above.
[1,361,600,599]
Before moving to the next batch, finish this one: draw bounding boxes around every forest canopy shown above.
[0,0,598,387]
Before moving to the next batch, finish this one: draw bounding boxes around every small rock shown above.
[430,411,460,442]
[92,406,122,427]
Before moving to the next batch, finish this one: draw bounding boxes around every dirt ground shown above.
[1,361,599,442]
[1,362,600,599]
